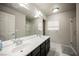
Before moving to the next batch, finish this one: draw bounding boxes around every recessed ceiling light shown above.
[53,8,59,13]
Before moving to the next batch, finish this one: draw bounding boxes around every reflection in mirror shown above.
[25,17,35,36]
[0,3,44,45]
[0,11,15,41]
[25,16,43,36]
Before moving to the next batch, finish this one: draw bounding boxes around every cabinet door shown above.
[32,46,40,56]
[27,53,32,56]
[40,42,46,56]
[41,41,46,48]
[41,48,46,56]
[46,44,49,55]
[46,38,50,55]
[36,52,41,56]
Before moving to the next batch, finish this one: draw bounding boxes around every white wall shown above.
[76,4,79,54]
[46,10,76,45]
[0,5,26,38]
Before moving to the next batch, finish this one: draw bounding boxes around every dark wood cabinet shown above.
[46,38,50,55]
[41,48,46,56]
[32,46,40,56]
[36,52,40,56]
[27,38,50,56]
[40,42,46,56]
[27,53,32,56]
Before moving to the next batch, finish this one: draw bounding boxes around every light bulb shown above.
[53,8,59,13]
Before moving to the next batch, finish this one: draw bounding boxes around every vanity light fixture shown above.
[53,8,59,13]
[34,8,43,18]
[19,3,29,10]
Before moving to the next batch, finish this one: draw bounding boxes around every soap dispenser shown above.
[0,40,2,51]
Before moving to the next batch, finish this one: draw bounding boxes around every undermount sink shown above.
[12,42,32,53]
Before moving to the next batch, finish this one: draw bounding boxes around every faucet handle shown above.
[0,40,2,51]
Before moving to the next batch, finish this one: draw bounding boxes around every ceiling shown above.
[0,3,76,18]
[31,3,76,16]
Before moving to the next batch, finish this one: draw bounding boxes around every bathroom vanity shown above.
[27,37,50,56]
[0,35,50,56]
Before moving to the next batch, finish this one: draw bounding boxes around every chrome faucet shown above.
[13,39,23,46]
[0,40,2,51]
[37,34,41,38]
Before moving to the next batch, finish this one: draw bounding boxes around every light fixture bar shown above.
[19,3,29,10]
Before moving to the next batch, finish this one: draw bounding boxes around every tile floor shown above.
[47,42,77,56]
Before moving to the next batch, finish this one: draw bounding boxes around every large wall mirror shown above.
[0,3,43,42]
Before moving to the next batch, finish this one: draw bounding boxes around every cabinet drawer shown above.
[32,46,40,56]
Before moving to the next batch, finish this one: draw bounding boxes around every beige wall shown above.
[76,4,79,54]
[0,11,15,41]
[46,10,76,45]
[15,13,26,38]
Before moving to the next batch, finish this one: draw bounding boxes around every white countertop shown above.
[0,35,50,56]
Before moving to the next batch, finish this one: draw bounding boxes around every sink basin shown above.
[12,42,32,53]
